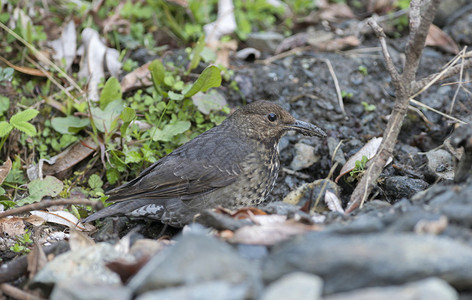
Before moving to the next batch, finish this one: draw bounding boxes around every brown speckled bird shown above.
[83,100,326,227]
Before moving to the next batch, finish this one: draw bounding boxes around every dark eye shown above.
[267,113,277,122]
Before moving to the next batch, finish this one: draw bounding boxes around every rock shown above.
[51,280,132,300]
[128,232,262,298]
[290,143,319,171]
[136,281,248,300]
[31,243,133,289]
[246,32,284,53]
[384,176,429,201]
[425,149,455,180]
[261,272,323,300]
[324,277,458,300]
[262,233,472,294]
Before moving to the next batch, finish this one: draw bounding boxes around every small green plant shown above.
[10,229,33,254]
[361,101,376,112]
[350,155,369,177]
[341,90,353,99]
[358,65,368,76]
[0,108,39,153]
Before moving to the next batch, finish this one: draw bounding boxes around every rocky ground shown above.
[1,2,472,300]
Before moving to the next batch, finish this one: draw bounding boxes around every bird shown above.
[83,100,326,227]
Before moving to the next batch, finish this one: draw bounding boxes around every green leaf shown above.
[0,95,9,115]
[120,107,136,123]
[51,116,90,134]
[91,99,125,133]
[106,168,120,185]
[151,120,191,142]
[125,150,142,164]
[12,121,36,137]
[9,109,39,137]
[100,77,122,110]
[149,59,165,88]
[10,109,39,123]
[0,121,13,137]
[16,176,63,206]
[188,35,206,72]
[88,174,103,190]
[192,89,227,115]
[184,65,222,98]
[168,91,185,101]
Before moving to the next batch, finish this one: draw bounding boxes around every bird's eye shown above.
[267,113,277,122]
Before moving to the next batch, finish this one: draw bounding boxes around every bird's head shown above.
[228,100,327,143]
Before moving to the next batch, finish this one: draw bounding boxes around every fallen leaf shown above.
[42,137,98,178]
[69,229,95,250]
[336,137,392,183]
[27,242,47,279]
[0,157,12,185]
[426,24,459,54]
[120,61,152,92]
[0,55,49,77]
[30,210,87,231]
[0,217,26,237]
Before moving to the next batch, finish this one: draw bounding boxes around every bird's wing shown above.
[106,128,252,203]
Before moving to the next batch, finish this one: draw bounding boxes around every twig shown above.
[367,18,400,86]
[323,59,346,116]
[257,46,312,65]
[449,47,467,113]
[0,199,103,218]
[410,98,467,124]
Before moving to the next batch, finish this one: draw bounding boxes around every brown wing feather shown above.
[106,125,252,203]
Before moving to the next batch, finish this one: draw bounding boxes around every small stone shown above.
[246,32,284,53]
[261,272,323,300]
[324,277,458,300]
[425,149,454,180]
[290,143,320,171]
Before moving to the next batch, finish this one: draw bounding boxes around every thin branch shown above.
[323,59,346,116]
[403,0,441,81]
[412,57,472,95]
[367,18,401,86]
[0,199,103,218]
[0,283,45,300]
[346,0,445,213]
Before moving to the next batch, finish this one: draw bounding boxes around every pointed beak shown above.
[285,120,327,138]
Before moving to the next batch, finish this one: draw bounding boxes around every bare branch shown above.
[367,18,401,86]
[403,0,441,81]
[347,0,446,213]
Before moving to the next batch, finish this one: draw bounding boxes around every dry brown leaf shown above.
[106,256,150,284]
[0,157,12,185]
[69,229,95,251]
[426,24,459,55]
[42,137,98,178]
[27,242,47,279]
[0,55,49,77]
[120,61,152,93]
[0,217,26,237]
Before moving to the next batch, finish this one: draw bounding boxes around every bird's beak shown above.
[285,120,327,138]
